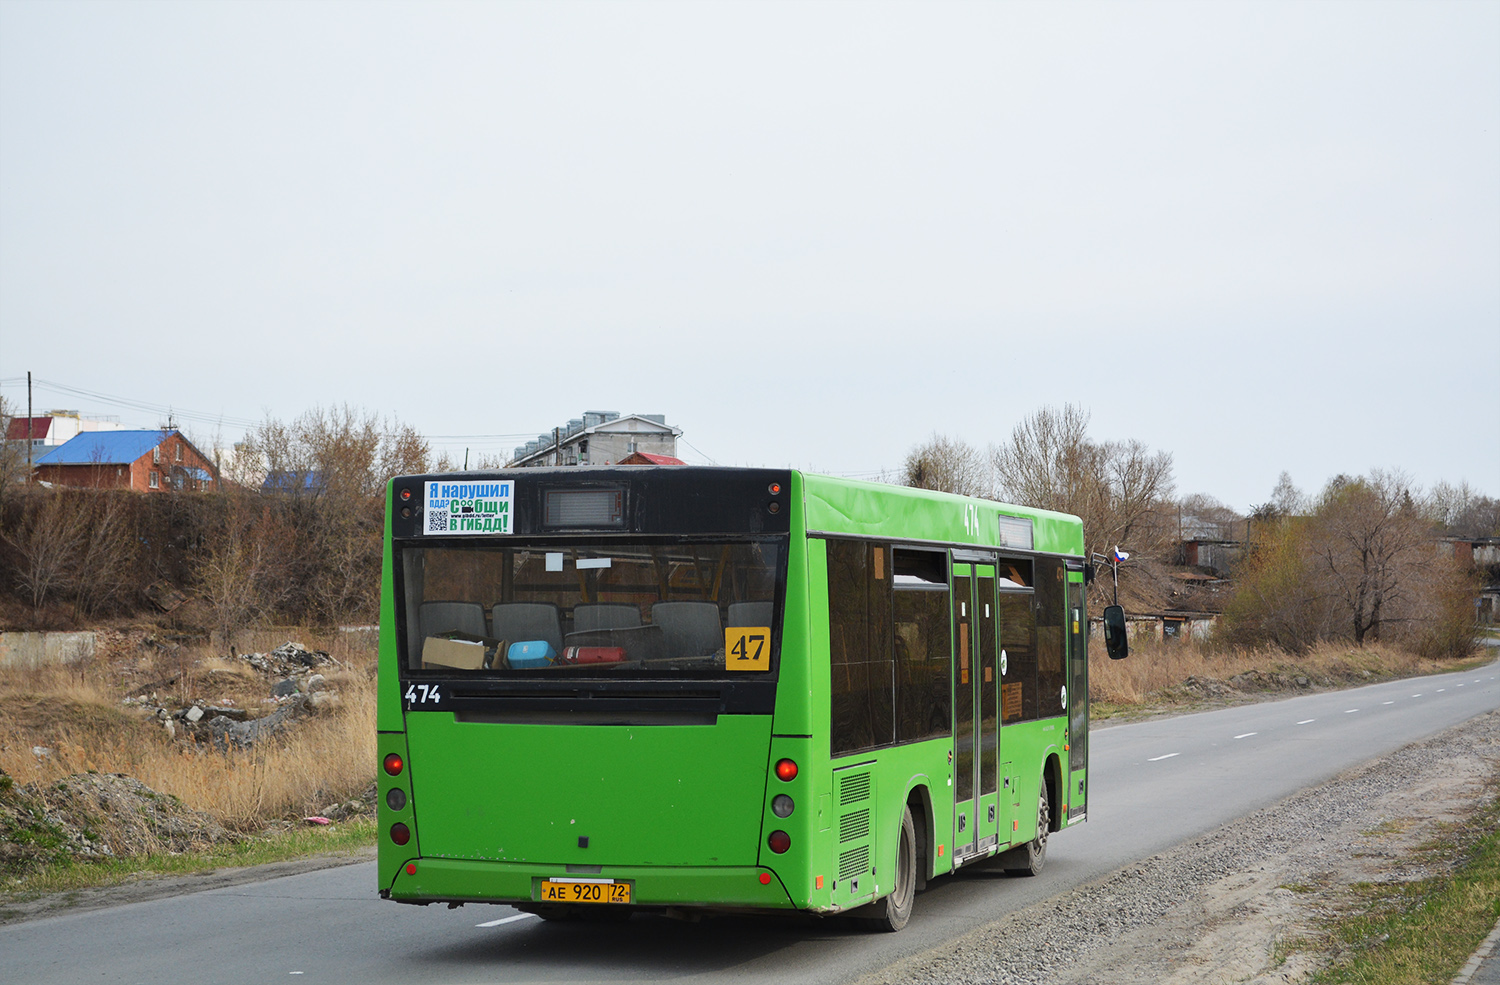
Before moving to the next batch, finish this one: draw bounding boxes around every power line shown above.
[0,377,261,430]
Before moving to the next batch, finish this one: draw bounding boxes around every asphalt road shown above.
[6,653,1499,985]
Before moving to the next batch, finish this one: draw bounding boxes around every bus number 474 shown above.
[404,684,442,706]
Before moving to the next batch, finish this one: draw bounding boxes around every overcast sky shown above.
[2,0,1496,511]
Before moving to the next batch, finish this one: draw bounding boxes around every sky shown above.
[1,0,1496,512]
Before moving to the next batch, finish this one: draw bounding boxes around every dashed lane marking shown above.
[1345,709,1359,713]
[1234,732,1257,739]
[1383,701,1394,705]
[1148,753,1180,762]
[1296,719,1315,725]
[477,913,540,928]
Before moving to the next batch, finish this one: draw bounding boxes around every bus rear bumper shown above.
[386,858,797,910]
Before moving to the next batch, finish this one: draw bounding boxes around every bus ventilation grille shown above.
[839,772,872,805]
[839,809,870,844]
[839,845,870,880]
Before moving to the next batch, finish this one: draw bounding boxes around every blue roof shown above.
[262,469,325,492]
[36,430,175,466]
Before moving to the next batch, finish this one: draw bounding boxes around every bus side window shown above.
[827,539,894,756]
[999,591,1037,723]
[894,586,950,741]
[1035,558,1066,719]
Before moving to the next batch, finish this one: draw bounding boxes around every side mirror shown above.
[1103,604,1129,660]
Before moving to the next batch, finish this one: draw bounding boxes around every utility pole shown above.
[26,371,33,477]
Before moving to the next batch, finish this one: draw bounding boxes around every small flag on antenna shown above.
[1112,547,1130,563]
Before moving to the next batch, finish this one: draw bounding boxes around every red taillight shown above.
[774,758,797,782]
[400,488,412,501]
[383,753,404,776]
[390,822,411,846]
[405,863,416,876]
[768,830,791,854]
[758,872,772,885]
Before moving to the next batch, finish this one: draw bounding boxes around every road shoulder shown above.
[0,845,376,925]
[855,708,1500,985]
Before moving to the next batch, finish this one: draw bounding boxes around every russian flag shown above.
[1112,546,1130,564]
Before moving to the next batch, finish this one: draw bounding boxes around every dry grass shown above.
[0,628,377,832]
[1090,634,1475,714]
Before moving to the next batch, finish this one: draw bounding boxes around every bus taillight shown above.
[774,759,797,781]
[767,830,791,854]
[383,753,404,776]
[390,822,411,846]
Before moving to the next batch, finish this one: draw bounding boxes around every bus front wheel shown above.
[859,806,916,932]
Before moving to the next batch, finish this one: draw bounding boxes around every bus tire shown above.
[860,806,916,932]
[1003,785,1049,877]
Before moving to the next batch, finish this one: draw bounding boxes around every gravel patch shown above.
[857,710,1500,985]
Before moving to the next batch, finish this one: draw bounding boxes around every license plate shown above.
[539,878,632,904]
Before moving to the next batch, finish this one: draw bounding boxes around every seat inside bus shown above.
[650,601,724,658]
[727,601,773,628]
[420,600,488,640]
[490,602,564,653]
[572,603,643,633]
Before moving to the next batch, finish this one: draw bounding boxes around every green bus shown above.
[377,467,1124,931]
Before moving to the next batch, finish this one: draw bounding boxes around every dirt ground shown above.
[863,708,1500,985]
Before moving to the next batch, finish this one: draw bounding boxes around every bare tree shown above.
[1425,480,1500,538]
[990,404,1176,564]
[0,396,32,505]
[70,492,137,618]
[245,405,431,499]
[901,434,991,497]
[4,492,85,610]
[1306,469,1436,645]
[196,495,295,645]
[1222,469,1477,657]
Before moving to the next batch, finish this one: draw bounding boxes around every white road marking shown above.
[1383,701,1394,705]
[1345,709,1358,713]
[1296,719,1315,725]
[1438,689,1447,692]
[1234,732,1257,739]
[1148,752,1180,761]
[477,913,539,928]
[1413,694,1423,698]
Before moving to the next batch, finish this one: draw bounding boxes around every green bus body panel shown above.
[770,471,814,736]
[404,714,773,868]
[377,483,403,733]
[800,473,1084,556]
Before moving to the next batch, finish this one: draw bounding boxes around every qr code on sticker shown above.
[427,509,449,533]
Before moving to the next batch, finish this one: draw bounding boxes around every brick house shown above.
[34,430,220,492]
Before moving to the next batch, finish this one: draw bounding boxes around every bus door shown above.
[950,555,1000,864]
[1066,569,1088,821]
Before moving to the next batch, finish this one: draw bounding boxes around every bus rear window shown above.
[399,540,782,676]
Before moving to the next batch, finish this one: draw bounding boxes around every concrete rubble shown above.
[118,641,342,751]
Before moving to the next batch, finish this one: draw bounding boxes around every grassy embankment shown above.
[1089,634,1494,721]
[1305,792,1500,984]
[1,628,378,902]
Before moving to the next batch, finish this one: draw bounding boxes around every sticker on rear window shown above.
[425,480,514,535]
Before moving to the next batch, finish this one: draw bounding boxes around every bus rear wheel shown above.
[860,806,916,932]
[1004,785,1049,877]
